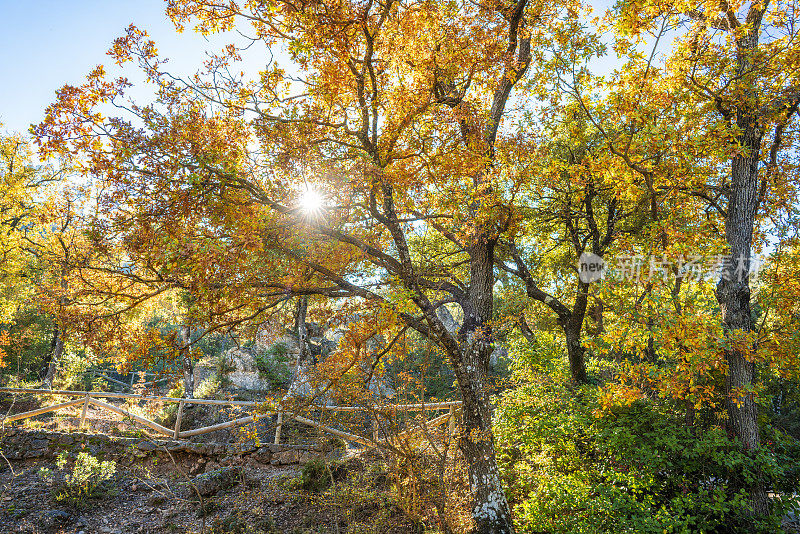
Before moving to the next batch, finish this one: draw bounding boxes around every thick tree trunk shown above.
[564,325,588,386]
[178,325,194,398]
[294,296,313,366]
[286,297,318,399]
[717,273,768,515]
[40,321,63,388]
[563,279,589,385]
[451,241,515,534]
[715,95,769,515]
[437,342,516,533]
[457,363,514,534]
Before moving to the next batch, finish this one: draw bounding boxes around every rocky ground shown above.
[0,451,419,534]
[0,390,458,534]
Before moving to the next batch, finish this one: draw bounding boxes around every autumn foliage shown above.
[0,0,798,533]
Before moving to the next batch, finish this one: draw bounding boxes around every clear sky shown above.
[0,1,625,138]
[0,0,232,136]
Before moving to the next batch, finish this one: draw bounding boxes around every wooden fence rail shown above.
[0,387,461,448]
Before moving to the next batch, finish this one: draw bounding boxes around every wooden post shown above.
[274,410,283,445]
[80,394,90,428]
[174,400,185,439]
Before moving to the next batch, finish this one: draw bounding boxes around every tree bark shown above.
[178,324,194,398]
[716,136,769,514]
[293,296,313,366]
[40,320,63,388]
[457,367,513,534]
[564,324,588,386]
[286,296,319,400]
[453,240,515,534]
[566,278,590,385]
[712,10,770,518]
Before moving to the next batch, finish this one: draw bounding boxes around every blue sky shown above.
[0,0,232,135]
[0,1,627,138]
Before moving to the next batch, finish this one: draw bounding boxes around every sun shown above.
[298,186,325,216]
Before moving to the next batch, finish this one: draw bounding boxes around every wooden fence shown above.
[0,388,461,449]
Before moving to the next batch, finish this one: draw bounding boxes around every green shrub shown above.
[44,452,117,507]
[255,343,292,388]
[211,510,278,533]
[298,457,337,493]
[215,352,236,390]
[195,375,225,399]
[495,377,800,534]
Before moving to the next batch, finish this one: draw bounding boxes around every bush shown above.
[211,512,278,534]
[297,457,337,493]
[41,452,117,507]
[255,343,292,389]
[494,377,800,534]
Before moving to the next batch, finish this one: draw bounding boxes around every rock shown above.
[191,466,243,497]
[251,448,272,463]
[189,461,205,475]
[237,442,257,453]
[147,494,166,506]
[271,450,299,465]
[298,451,317,465]
[41,509,72,528]
[30,438,50,449]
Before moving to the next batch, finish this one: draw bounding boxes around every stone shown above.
[189,462,205,475]
[272,450,299,465]
[298,451,317,465]
[251,448,272,464]
[237,442,257,453]
[147,495,166,506]
[42,509,72,527]
[191,466,243,497]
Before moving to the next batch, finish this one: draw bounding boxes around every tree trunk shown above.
[179,325,194,398]
[563,279,589,385]
[715,79,769,516]
[564,324,588,386]
[294,296,313,366]
[451,241,515,534]
[456,363,514,534]
[40,321,63,388]
[286,297,318,400]
[450,351,514,534]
